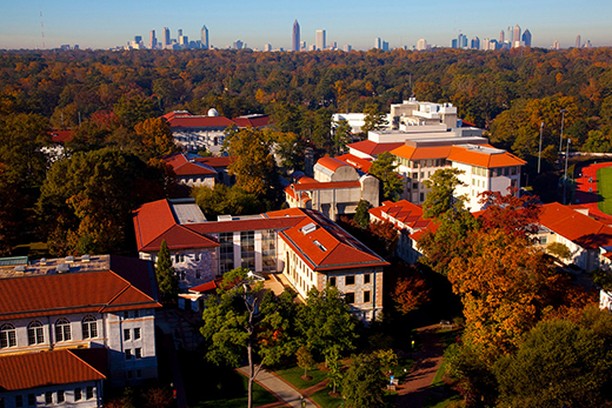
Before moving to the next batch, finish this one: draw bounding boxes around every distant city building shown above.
[300,40,306,50]
[470,36,480,50]
[416,38,428,51]
[343,44,352,52]
[292,20,300,51]
[201,25,209,49]
[512,24,521,48]
[522,29,532,47]
[575,34,581,48]
[499,30,505,43]
[315,29,326,50]
[552,40,560,50]
[264,43,272,52]
[233,39,244,50]
[163,27,170,46]
[149,30,157,49]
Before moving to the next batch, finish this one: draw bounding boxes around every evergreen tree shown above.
[156,240,178,303]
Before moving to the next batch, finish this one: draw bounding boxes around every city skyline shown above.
[1,0,611,50]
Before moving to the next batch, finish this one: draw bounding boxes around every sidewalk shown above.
[237,366,318,408]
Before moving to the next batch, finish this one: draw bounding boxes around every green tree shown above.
[546,242,571,261]
[325,345,343,395]
[582,129,612,153]
[113,93,158,129]
[297,286,358,360]
[342,353,386,408]
[331,119,352,155]
[361,103,387,135]
[369,151,402,201]
[156,240,178,304]
[200,268,297,408]
[353,199,372,229]
[495,319,611,408]
[422,168,464,219]
[192,184,265,217]
[296,345,316,380]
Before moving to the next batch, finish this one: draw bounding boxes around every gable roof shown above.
[163,111,235,129]
[447,144,526,168]
[539,202,612,250]
[369,200,432,232]
[347,140,404,157]
[165,153,217,177]
[316,156,350,172]
[232,114,271,128]
[390,144,453,161]
[267,208,389,272]
[0,349,105,391]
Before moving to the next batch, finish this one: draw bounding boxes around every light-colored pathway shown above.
[237,366,318,408]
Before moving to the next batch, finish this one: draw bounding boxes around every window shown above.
[86,387,94,400]
[0,324,16,348]
[329,277,336,287]
[135,347,142,359]
[364,291,371,303]
[27,394,35,406]
[27,321,44,345]
[123,311,129,319]
[174,254,184,263]
[240,231,256,270]
[364,274,371,284]
[45,392,52,404]
[57,391,64,403]
[125,349,132,360]
[74,388,82,401]
[55,318,71,342]
[124,328,131,341]
[134,327,141,340]
[134,310,140,318]
[345,275,355,285]
[82,315,97,339]
[345,292,355,304]
[219,232,235,273]
[15,395,22,408]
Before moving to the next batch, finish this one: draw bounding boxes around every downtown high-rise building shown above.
[315,29,326,50]
[575,34,581,48]
[499,30,505,44]
[292,20,300,51]
[201,25,209,49]
[150,30,157,49]
[522,29,532,47]
[512,24,521,48]
[163,27,170,46]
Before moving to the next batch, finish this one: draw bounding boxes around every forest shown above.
[0,47,611,256]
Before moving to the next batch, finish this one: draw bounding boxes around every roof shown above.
[447,144,526,168]
[0,349,105,391]
[316,156,350,172]
[165,153,217,177]
[335,153,373,173]
[189,278,222,294]
[0,265,160,321]
[369,200,432,231]
[186,216,303,235]
[194,156,234,168]
[291,180,361,191]
[50,130,74,144]
[163,111,270,130]
[390,144,453,161]
[538,203,612,250]
[267,208,389,272]
[232,114,271,128]
[347,140,404,157]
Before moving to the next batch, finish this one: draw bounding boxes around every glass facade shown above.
[240,231,255,271]
[219,232,235,273]
[261,229,277,272]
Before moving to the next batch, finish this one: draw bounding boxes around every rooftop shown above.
[447,144,526,168]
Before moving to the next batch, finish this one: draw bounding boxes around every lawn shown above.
[310,388,344,408]
[274,365,327,390]
[598,167,612,215]
[194,377,277,408]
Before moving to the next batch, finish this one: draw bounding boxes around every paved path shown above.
[237,366,318,408]
[395,324,448,407]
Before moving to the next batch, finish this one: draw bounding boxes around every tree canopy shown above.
[369,151,403,201]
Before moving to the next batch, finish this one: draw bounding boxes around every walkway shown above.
[395,324,449,407]
[236,366,318,408]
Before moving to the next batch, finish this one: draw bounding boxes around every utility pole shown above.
[537,122,544,174]
[559,109,567,153]
[563,138,571,204]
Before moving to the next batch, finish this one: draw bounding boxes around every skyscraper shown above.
[292,20,300,52]
[374,37,381,49]
[575,34,581,48]
[416,38,428,51]
[163,27,170,46]
[512,24,521,48]
[499,30,505,44]
[201,25,209,49]
[149,30,157,49]
[315,29,326,51]
[522,29,532,47]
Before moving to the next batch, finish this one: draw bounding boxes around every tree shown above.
[393,274,430,315]
[156,240,178,304]
[296,286,358,360]
[224,128,279,199]
[495,319,611,408]
[113,93,158,129]
[201,268,297,408]
[325,345,343,395]
[361,103,387,135]
[478,189,541,238]
[342,353,386,408]
[296,345,316,380]
[369,151,402,201]
[192,184,265,217]
[331,119,352,155]
[353,199,372,229]
[422,168,464,219]
[134,117,177,159]
[546,242,571,261]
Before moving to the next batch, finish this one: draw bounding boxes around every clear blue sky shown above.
[1,0,611,50]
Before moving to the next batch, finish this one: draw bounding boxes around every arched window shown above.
[27,321,44,345]
[55,318,71,342]
[81,315,98,339]
[0,323,16,348]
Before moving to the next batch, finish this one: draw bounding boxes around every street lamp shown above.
[537,122,544,174]
[563,138,571,204]
[559,109,567,153]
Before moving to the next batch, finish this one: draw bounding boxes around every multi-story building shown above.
[292,20,300,52]
[315,29,326,50]
[133,199,388,320]
[0,255,161,403]
[201,25,209,49]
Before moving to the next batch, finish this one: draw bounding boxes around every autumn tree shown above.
[393,273,430,315]
[134,117,177,159]
[113,93,158,129]
[201,268,297,408]
[156,240,178,304]
[422,168,464,219]
[477,189,541,238]
[369,152,402,201]
[354,199,372,229]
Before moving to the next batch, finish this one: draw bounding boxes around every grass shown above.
[274,365,327,390]
[598,167,612,215]
[310,388,344,408]
[194,376,277,408]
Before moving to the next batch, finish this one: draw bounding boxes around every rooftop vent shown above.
[217,215,233,222]
[39,258,47,266]
[313,240,327,252]
[81,254,90,263]
[65,256,75,263]
[14,265,26,273]
[57,263,70,273]
[301,223,317,235]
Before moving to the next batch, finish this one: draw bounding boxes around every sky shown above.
[1,0,611,50]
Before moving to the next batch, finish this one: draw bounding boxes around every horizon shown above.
[1,0,611,51]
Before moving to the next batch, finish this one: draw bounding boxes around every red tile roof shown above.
[390,144,453,161]
[189,278,222,294]
[50,130,74,144]
[232,115,271,128]
[186,217,303,235]
[162,111,236,129]
[335,153,373,173]
[267,208,389,272]
[369,200,432,231]
[165,153,217,177]
[447,145,526,168]
[316,156,349,172]
[347,140,404,157]
[0,350,105,391]
[292,180,361,191]
[539,203,612,250]
[194,156,234,168]
[0,268,160,321]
